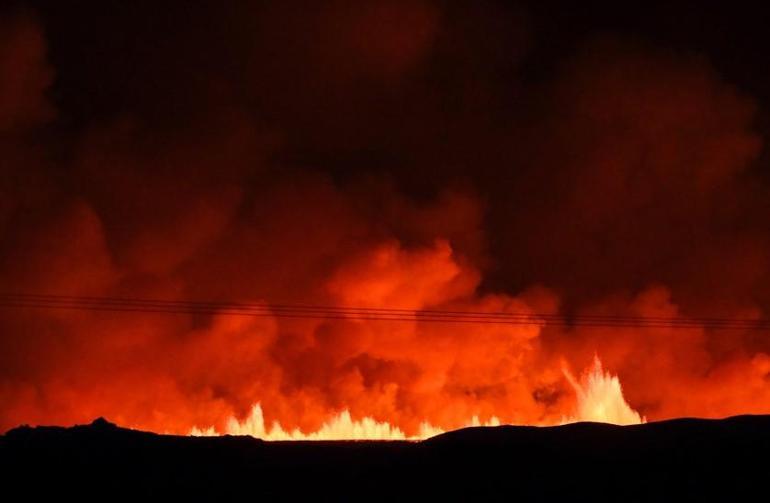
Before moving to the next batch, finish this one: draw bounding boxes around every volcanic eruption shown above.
[2,1,770,444]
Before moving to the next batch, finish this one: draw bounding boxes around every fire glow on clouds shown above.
[4,4,770,440]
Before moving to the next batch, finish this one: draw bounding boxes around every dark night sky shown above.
[2,0,767,295]
[27,0,770,305]
[26,2,770,124]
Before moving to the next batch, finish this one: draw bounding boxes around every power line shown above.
[0,292,767,330]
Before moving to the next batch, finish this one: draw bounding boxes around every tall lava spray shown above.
[1,2,770,437]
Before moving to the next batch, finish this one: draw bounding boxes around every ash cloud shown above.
[1,1,770,433]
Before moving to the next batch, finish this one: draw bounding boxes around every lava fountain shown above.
[191,356,642,440]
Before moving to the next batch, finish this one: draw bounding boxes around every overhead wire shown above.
[0,292,767,330]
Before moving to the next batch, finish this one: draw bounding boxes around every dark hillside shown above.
[3,416,769,500]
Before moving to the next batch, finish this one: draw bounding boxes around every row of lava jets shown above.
[190,356,644,441]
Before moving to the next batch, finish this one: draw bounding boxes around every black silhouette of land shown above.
[2,416,769,500]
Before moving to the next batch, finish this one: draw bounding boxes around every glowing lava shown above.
[563,356,645,425]
[192,405,500,440]
[191,356,642,440]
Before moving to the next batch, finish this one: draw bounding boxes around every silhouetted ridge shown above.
[3,416,770,500]
[89,417,117,429]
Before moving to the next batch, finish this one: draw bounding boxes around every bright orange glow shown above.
[190,356,641,440]
[4,3,770,445]
[562,356,644,426]
[192,405,459,440]
[3,228,762,438]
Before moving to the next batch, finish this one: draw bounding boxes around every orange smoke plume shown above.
[2,5,770,439]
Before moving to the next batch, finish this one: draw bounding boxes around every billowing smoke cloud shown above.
[1,2,770,434]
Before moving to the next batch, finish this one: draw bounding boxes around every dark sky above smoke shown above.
[3,0,770,433]
[20,0,770,300]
